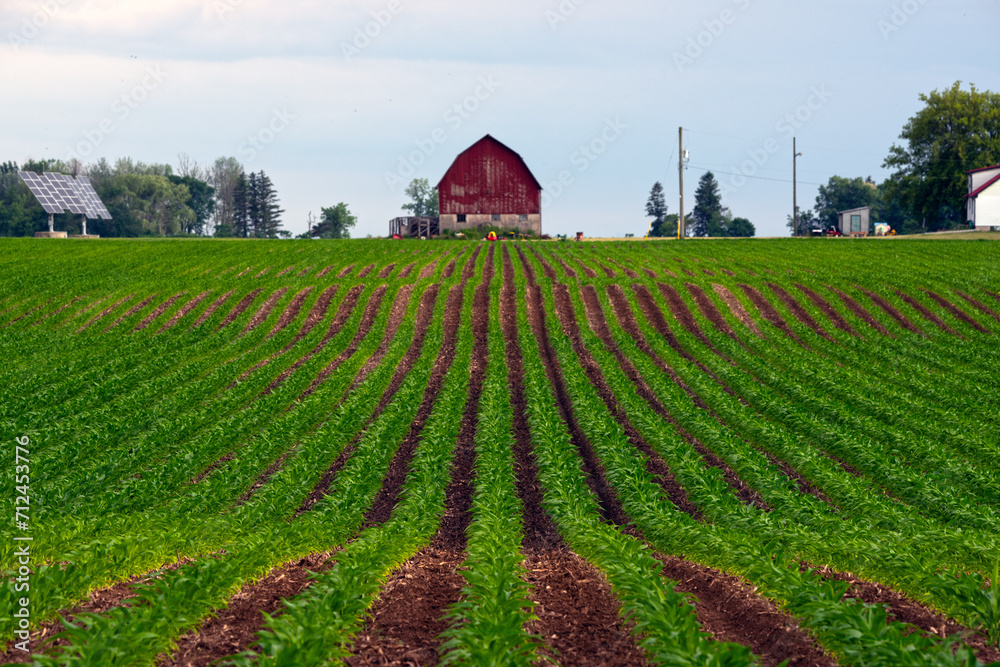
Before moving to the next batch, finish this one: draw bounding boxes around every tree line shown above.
[0,155,288,238]
[645,173,757,238]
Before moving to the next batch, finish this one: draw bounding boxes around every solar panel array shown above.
[18,171,112,220]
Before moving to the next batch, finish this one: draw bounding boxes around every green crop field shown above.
[1,237,999,666]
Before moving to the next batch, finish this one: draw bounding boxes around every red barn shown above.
[437,135,542,236]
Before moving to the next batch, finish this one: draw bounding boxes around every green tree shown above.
[691,171,724,237]
[813,175,880,229]
[883,82,1000,231]
[645,181,669,237]
[311,203,356,239]
[401,178,439,217]
[168,175,215,235]
[785,209,819,237]
[728,216,755,237]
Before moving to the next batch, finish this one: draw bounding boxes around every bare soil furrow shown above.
[442,258,456,278]
[552,254,579,279]
[738,284,808,348]
[642,267,658,279]
[398,262,416,278]
[155,291,212,334]
[267,287,314,339]
[921,289,991,334]
[656,555,836,667]
[275,266,294,277]
[76,295,137,333]
[58,297,108,328]
[825,286,891,336]
[134,293,188,332]
[417,254,442,279]
[334,264,354,278]
[103,294,159,331]
[296,266,313,277]
[240,288,289,337]
[809,564,1000,665]
[3,300,50,328]
[528,246,558,280]
[894,290,961,337]
[767,283,835,342]
[574,258,598,278]
[30,297,83,327]
[518,247,630,528]
[157,553,333,667]
[954,289,1000,324]
[462,245,482,280]
[856,287,923,335]
[293,284,388,403]
[254,267,271,278]
[357,264,375,278]
[685,283,739,341]
[793,284,857,336]
[215,290,263,333]
[296,283,462,516]
[712,284,764,338]
[188,291,235,330]
[658,283,716,348]
[578,285,702,519]
[378,263,397,279]
[260,285,365,397]
[347,284,414,393]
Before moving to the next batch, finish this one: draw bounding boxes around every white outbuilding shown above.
[967,165,1000,230]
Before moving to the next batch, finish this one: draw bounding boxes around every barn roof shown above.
[436,134,542,191]
[966,164,1000,174]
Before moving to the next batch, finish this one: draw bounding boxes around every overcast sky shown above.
[3,0,998,238]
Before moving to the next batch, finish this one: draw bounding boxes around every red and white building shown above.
[967,165,1000,229]
[436,135,542,236]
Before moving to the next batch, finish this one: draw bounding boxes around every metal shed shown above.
[436,135,542,236]
[839,206,871,236]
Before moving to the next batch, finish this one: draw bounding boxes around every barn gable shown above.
[436,135,542,235]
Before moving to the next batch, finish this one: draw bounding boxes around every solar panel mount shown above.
[18,171,113,234]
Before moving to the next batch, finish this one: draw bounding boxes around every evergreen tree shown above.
[254,171,285,238]
[691,171,724,237]
[644,181,668,237]
[231,172,249,237]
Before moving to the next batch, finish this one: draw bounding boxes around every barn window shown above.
[519,214,528,222]
[458,214,467,223]
[492,214,500,222]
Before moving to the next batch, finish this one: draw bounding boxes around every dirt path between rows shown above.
[76,294,137,333]
[767,284,835,342]
[712,284,764,338]
[685,283,739,342]
[856,287,923,335]
[188,291,234,330]
[894,289,961,337]
[738,284,808,349]
[267,287,315,339]
[240,288,290,337]
[825,286,891,336]
[134,293,188,332]
[954,290,1000,325]
[921,289,990,334]
[214,290,263,333]
[793,284,858,336]
[155,291,212,334]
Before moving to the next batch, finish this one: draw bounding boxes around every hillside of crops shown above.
[2,237,1000,667]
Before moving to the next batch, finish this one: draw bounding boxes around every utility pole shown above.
[678,126,685,240]
[793,137,800,237]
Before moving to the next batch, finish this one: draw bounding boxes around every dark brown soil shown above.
[712,284,764,338]
[157,553,334,667]
[856,287,923,335]
[58,297,107,328]
[685,284,738,341]
[553,255,578,279]
[525,549,649,667]
[417,255,441,280]
[235,267,254,278]
[609,259,638,279]
[596,261,617,278]
[527,246,557,280]
[3,300,51,328]
[267,287,314,339]
[574,259,598,278]
[577,285,702,519]
[189,291,235,330]
[500,245,562,551]
[358,264,376,278]
[984,289,1000,303]
[738,285,807,348]
[722,270,736,277]
[954,290,1000,325]
[154,292,212,334]
[347,285,414,392]
[642,267,658,279]
[216,267,236,277]
[275,265,294,277]
[260,285,365,396]
[296,283,463,516]
[345,548,466,667]
[462,246,482,280]
[655,555,836,667]
[682,269,696,277]
[518,248,630,529]
[134,293,188,332]
[894,290,961,337]
[215,290,263,333]
[809,564,1000,665]
[657,283,714,348]
[825,286,891,337]
[336,264,355,278]
[240,288,290,337]
[397,263,416,279]
[442,259,456,279]
[702,269,716,276]
[75,294,137,333]
[434,246,494,548]
[766,284,835,342]
[1,558,198,664]
[296,266,314,278]
[255,267,271,278]
[793,284,857,336]
[378,263,397,279]
[294,284,388,403]
[921,290,990,334]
